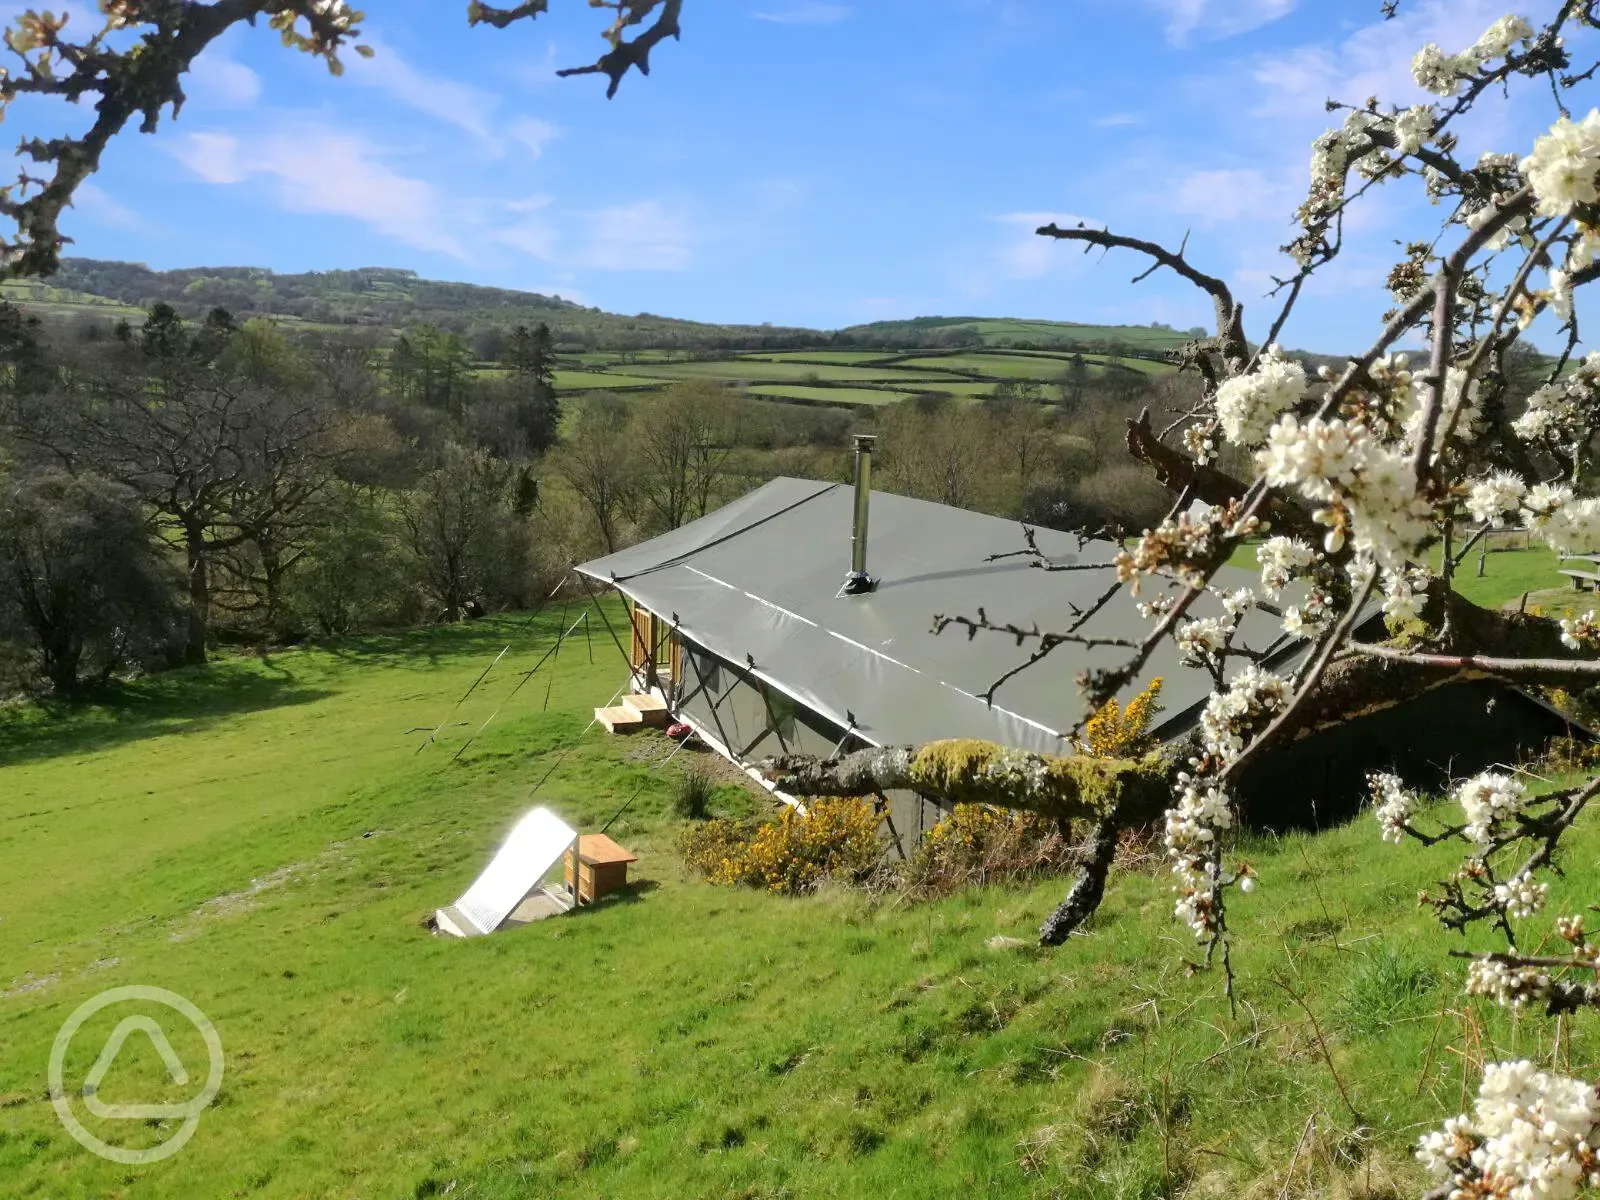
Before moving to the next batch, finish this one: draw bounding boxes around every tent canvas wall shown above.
[576,477,1580,844]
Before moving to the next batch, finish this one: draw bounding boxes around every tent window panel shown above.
[767,690,798,744]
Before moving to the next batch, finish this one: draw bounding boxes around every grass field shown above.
[2,597,1593,1197]
[614,361,968,385]
[747,385,916,406]
[743,351,899,365]
[551,370,669,391]
[544,342,1177,407]
[890,354,1078,380]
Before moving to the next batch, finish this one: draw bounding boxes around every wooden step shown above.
[596,705,645,733]
[622,693,670,726]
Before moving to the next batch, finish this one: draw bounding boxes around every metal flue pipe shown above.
[842,434,876,595]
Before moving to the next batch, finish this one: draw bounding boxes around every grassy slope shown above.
[1,609,1588,1199]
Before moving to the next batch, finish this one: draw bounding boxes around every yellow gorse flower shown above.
[1079,676,1164,759]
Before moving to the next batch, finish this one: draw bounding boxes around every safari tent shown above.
[575,440,1579,841]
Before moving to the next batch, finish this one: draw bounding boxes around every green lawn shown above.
[0,608,1591,1198]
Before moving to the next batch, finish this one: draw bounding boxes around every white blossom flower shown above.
[1256,536,1317,598]
[1569,224,1600,271]
[1370,771,1417,843]
[1550,267,1576,322]
[1220,587,1254,619]
[1455,770,1525,847]
[1176,616,1230,665]
[1413,43,1472,96]
[1419,1060,1600,1198]
[1494,872,1549,919]
[1466,471,1529,526]
[1393,104,1435,154]
[1560,609,1600,650]
[1522,110,1600,219]
[1257,415,1372,501]
[1471,14,1534,61]
[1214,345,1308,446]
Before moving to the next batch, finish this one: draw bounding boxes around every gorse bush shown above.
[678,798,881,895]
[903,679,1165,897]
[1077,676,1163,759]
[903,804,1072,898]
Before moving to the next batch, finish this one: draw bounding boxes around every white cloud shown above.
[347,42,560,159]
[185,52,261,108]
[491,195,557,259]
[1094,113,1141,128]
[1151,0,1296,46]
[169,132,245,184]
[168,126,464,258]
[1170,167,1297,227]
[508,117,559,161]
[571,201,692,271]
[751,4,851,24]
[72,183,148,232]
[991,211,1103,280]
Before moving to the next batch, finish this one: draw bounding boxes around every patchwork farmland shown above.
[540,345,1178,409]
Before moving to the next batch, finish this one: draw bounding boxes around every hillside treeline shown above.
[35,259,826,354]
[0,299,1204,696]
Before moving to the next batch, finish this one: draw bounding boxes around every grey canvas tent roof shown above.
[576,478,1302,756]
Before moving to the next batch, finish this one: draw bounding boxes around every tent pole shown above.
[682,644,739,761]
[415,644,510,754]
[543,595,571,712]
[451,608,590,762]
[578,574,638,678]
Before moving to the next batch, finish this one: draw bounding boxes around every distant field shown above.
[892,353,1076,380]
[746,385,916,407]
[623,360,968,385]
[551,370,667,390]
[740,351,898,365]
[962,318,1193,349]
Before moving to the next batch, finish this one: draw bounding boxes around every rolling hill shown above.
[1,258,1203,358]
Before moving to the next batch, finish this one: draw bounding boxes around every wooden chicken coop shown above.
[562,833,639,904]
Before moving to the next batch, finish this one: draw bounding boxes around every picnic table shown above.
[1560,553,1600,590]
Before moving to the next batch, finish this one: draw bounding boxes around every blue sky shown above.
[19,0,1594,352]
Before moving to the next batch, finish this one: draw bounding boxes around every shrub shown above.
[1077,677,1164,759]
[904,679,1165,897]
[678,798,882,895]
[672,763,715,820]
[903,803,1071,897]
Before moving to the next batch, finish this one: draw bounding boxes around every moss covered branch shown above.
[764,739,1170,824]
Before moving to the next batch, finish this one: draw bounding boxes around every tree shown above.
[0,2,687,277]
[401,444,528,621]
[501,322,560,453]
[5,315,336,661]
[631,380,740,531]
[508,323,556,393]
[0,466,177,692]
[877,399,990,510]
[555,393,635,553]
[983,382,1057,516]
[285,482,410,635]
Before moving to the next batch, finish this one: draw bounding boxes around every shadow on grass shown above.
[0,665,333,768]
[564,878,663,919]
[314,606,621,672]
